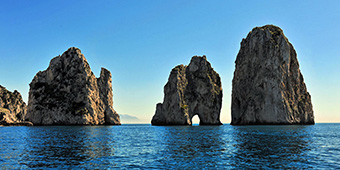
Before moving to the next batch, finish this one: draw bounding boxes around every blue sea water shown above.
[0,124,339,169]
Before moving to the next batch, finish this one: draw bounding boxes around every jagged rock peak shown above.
[251,25,284,35]
[0,85,32,126]
[26,47,120,125]
[151,55,223,125]
[231,25,314,125]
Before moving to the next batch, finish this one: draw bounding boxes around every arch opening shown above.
[191,115,200,125]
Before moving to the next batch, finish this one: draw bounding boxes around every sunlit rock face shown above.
[152,56,223,125]
[26,47,120,125]
[0,85,32,126]
[231,25,314,125]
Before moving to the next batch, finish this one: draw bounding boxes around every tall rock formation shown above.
[0,85,31,126]
[231,25,314,125]
[26,47,120,125]
[152,56,223,125]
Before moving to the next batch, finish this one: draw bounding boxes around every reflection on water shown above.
[23,126,116,169]
[0,124,340,169]
[158,126,228,169]
[230,125,312,169]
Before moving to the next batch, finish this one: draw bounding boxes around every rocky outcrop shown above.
[152,56,223,125]
[0,85,32,126]
[26,47,120,125]
[231,25,314,125]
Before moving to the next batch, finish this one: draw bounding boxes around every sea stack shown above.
[231,25,314,125]
[26,47,121,125]
[152,56,223,125]
[0,86,32,126]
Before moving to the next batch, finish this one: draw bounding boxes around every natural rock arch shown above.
[151,56,223,126]
[190,114,200,125]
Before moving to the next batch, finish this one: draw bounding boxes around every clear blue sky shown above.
[1,0,339,123]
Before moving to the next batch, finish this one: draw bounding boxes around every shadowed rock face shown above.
[0,86,32,126]
[152,56,223,125]
[231,25,314,125]
[26,47,120,125]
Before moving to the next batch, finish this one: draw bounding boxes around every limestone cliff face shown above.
[26,47,120,125]
[231,25,314,125]
[152,56,222,125]
[0,85,31,126]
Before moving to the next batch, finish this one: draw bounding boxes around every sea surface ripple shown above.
[0,124,339,169]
